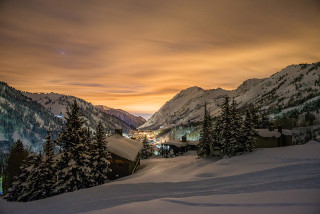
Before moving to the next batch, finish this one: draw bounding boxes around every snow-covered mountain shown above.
[24,92,135,134]
[96,105,146,129]
[0,82,63,152]
[0,83,138,153]
[140,62,320,130]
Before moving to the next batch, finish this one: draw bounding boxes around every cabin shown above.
[255,126,293,148]
[161,135,199,157]
[161,140,187,157]
[106,134,142,180]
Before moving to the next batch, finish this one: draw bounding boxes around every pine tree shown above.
[260,111,270,128]
[85,127,96,186]
[92,122,111,186]
[229,98,242,155]
[0,153,7,196]
[305,111,316,126]
[140,135,153,159]
[197,102,213,157]
[248,104,259,128]
[211,117,223,150]
[241,108,256,152]
[220,96,233,157]
[3,140,28,195]
[29,131,56,200]
[23,154,43,201]
[5,153,39,202]
[54,100,92,194]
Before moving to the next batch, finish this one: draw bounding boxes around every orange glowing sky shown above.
[1,0,320,117]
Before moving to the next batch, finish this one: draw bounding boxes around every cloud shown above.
[0,0,320,114]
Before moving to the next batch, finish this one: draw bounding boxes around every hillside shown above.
[140,62,320,130]
[0,83,139,153]
[0,82,63,152]
[24,92,135,134]
[96,105,146,129]
[1,142,319,213]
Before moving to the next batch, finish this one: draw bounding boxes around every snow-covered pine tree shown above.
[241,108,256,152]
[140,135,153,159]
[54,100,92,194]
[25,153,45,201]
[211,117,223,150]
[260,111,270,128]
[27,131,56,200]
[5,153,39,202]
[248,104,259,128]
[92,121,111,186]
[85,127,96,186]
[3,140,28,195]
[230,98,242,156]
[197,102,212,158]
[220,96,233,157]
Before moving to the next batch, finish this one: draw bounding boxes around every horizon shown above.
[1,0,320,114]
[3,60,318,119]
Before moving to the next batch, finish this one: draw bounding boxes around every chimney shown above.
[268,123,274,131]
[278,126,282,134]
[181,135,187,142]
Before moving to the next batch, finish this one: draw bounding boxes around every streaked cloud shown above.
[0,0,319,114]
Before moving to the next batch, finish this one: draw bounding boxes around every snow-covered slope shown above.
[1,142,319,214]
[24,92,135,133]
[106,134,142,161]
[140,62,320,130]
[140,86,231,130]
[96,105,146,129]
[0,82,62,152]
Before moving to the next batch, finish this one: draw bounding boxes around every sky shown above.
[0,0,320,118]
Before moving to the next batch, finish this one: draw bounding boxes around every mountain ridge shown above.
[96,105,146,128]
[140,62,320,130]
[23,92,136,134]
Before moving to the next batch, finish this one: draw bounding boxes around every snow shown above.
[282,129,293,136]
[106,134,142,161]
[163,140,187,147]
[256,129,293,138]
[85,190,320,214]
[186,140,199,146]
[256,129,281,138]
[1,142,319,214]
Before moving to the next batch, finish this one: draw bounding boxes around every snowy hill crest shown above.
[140,62,320,130]
[23,92,135,133]
[96,105,146,129]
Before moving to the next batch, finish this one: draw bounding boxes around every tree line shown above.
[197,96,269,158]
[1,100,111,201]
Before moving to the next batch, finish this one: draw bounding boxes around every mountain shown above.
[23,92,135,134]
[96,105,146,129]
[0,82,63,152]
[140,62,320,130]
[0,82,137,153]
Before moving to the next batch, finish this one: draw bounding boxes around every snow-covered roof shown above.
[106,134,142,161]
[282,129,293,136]
[256,129,293,138]
[186,141,199,146]
[256,129,281,138]
[163,140,187,148]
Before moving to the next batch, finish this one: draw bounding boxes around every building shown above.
[106,134,142,180]
[161,135,199,157]
[162,140,187,157]
[255,126,293,148]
